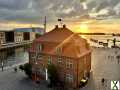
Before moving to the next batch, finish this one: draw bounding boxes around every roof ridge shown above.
[49,34,75,53]
[49,34,80,54]
[36,26,74,42]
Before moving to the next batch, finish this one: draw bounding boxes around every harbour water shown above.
[82,35,120,47]
[0,35,120,70]
[0,36,120,90]
[0,47,29,70]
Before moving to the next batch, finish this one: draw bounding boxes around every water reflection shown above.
[0,47,29,68]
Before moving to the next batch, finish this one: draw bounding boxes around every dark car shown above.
[79,78,88,88]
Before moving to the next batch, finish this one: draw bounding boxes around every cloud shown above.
[0,0,30,10]
[0,0,119,25]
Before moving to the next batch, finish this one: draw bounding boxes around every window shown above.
[38,54,42,60]
[31,53,36,59]
[66,59,73,69]
[66,74,73,83]
[58,56,62,64]
[30,53,36,62]
[48,56,52,64]
[37,44,42,52]
[56,47,62,55]
[86,43,90,49]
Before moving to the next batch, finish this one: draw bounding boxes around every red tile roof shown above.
[30,25,91,58]
[49,34,91,58]
[36,25,74,43]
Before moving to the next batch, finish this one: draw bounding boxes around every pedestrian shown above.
[101,78,105,86]
[1,61,4,72]
[101,78,108,90]
[14,67,17,72]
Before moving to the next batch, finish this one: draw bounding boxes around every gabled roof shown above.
[48,34,91,58]
[36,25,74,43]
[30,25,91,58]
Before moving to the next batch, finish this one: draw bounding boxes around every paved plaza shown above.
[0,68,51,90]
[82,47,120,90]
[0,47,120,90]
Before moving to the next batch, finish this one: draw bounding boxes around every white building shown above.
[14,27,45,42]
[0,32,6,45]
[14,32,23,43]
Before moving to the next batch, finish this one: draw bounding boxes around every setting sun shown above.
[74,23,89,33]
[80,23,88,33]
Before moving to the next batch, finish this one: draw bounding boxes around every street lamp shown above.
[1,61,4,72]
[45,68,48,81]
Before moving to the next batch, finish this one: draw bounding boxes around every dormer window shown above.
[56,47,62,55]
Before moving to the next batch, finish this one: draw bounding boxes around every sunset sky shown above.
[0,0,120,33]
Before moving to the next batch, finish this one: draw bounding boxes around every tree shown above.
[24,63,32,78]
[19,63,32,78]
[47,64,59,87]
[19,65,24,71]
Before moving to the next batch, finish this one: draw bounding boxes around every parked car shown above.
[79,78,88,88]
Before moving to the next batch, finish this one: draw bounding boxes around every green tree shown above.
[47,64,59,87]
[20,63,32,78]
[19,65,24,71]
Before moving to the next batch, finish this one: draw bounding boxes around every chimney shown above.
[63,24,66,28]
[55,25,58,29]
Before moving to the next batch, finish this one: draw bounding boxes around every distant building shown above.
[5,31,14,43]
[14,32,23,43]
[14,27,45,41]
[29,25,91,88]
[0,31,6,45]
[0,30,15,45]
[0,27,44,46]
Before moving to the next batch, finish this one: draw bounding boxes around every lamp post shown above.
[1,60,4,72]
[35,61,38,81]
[35,51,38,81]
[45,68,48,81]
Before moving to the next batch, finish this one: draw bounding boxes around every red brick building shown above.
[29,25,91,88]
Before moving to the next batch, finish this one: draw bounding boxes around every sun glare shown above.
[80,23,88,33]
[73,23,89,33]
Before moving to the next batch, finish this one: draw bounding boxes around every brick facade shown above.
[29,25,91,88]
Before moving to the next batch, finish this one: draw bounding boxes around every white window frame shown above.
[58,56,62,64]
[31,53,36,59]
[66,59,73,69]
[37,44,42,52]
[48,56,52,64]
[66,74,73,82]
[38,54,42,60]
[56,47,62,55]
